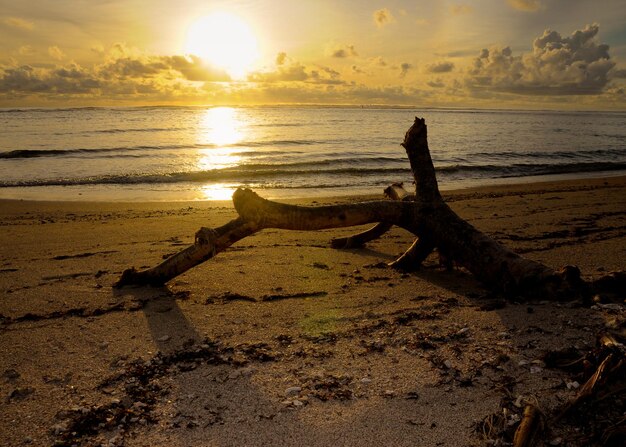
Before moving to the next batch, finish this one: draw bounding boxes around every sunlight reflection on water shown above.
[200,183,237,201]
[197,107,245,199]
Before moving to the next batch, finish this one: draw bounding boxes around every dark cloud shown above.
[0,48,230,99]
[98,55,230,82]
[330,44,358,58]
[427,79,446,88]
[310,66,342,84]
[248,55,345,85]
[0,63,100,94]
[351,65,364,74]
[373,8,393,28]
[466,24,616,95]
[400,62,413,77]
[426,61,455,73]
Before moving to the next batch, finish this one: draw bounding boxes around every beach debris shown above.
[479,332,626,446]
[302,373,353,401]
[6,386,35,402]
[512,404,544,447]
[206,292,256,304]
[261,291,328,302]
[2,368,20,381]
[51,337,283,445]
[553,334,625,422]
[311,262,330,270]
[115,118,599,304]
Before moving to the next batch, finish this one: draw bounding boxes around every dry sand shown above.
[0,176,625,446]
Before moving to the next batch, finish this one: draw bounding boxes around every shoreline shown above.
[1,175,624,446]
[1,172,625,206]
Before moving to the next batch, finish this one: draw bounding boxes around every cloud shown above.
[507,0,542,12]
[427,79,446,88]
[275,52,287,66]
[248,53,345,85]
[0,64,100,94]
[450,4,473,16]
[373,8,394,28]
[98,54,230,82]
[351,65,364,74]
[164,56,231,82]
[248,61,309,83]
[465,24,616,95]
[0,46,231,100]
[249,59,345,85]
[310,66,345,84]
[18,45,35,56]
[371,56,388,67]
[329,44,358,58]
[3,17,34,30]
[426,61,455,73]
[400,62,413,77]
[48,46,65,61]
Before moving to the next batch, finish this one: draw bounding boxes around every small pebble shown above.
[51,423,67,435]
[157,335,171,342]
[456,327,470,336]
[228,370,241,380]
[285,386,302,397]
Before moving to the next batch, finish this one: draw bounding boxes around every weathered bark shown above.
[115,117,588,300]
[117,218,259,286]
[116,194,411,287]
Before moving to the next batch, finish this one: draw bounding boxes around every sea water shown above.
[1,106,625,201]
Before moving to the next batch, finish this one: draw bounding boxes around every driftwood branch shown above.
[115,117,592,300]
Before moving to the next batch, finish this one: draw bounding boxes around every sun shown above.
[185,12,259,79]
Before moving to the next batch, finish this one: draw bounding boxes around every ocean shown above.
[1,106,625,201]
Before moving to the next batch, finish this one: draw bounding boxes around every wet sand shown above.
[1,176,625,446]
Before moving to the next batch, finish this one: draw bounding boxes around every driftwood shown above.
[513,404,544,447]
[115,117,588,299]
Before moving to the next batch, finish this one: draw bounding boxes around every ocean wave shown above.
[0,139,332,159]
[467,148,626,160]
[0,167,412,187]
[0,147,182,159]
[3,161,626,188]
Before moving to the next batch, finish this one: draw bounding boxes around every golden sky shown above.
[1,0,625,109]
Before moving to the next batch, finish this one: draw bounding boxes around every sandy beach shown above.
[1,176,625,447]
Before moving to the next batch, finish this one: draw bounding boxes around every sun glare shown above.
[185,12,258,79]
[199,106,243,147]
